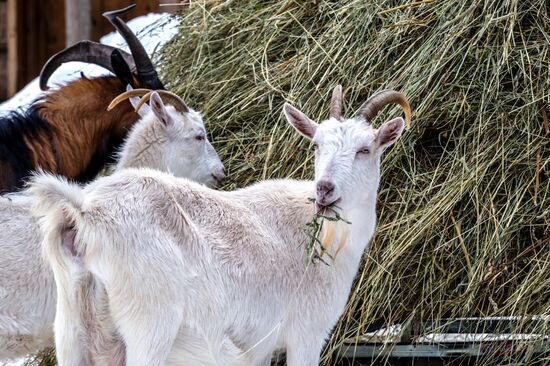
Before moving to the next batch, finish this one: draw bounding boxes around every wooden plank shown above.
[6,0,18,96]
[43,0,66,58]
[0,55,5,101]
[0,1,6,100]
[339,341,550,359]
[0,1,6,48]
[24,0,38,89]
[5,0,66,97]
[158,0,185,13]
[65,0,91,46]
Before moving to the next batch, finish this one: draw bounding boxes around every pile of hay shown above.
[26,0,548,364]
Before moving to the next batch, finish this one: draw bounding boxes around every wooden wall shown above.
[0,0,7,101]
[6,0,66,98]
[1,0,170,102]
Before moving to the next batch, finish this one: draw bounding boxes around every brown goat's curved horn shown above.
[39,41,136,90]
[329,85,343,121]
[357,90,411,128]
[108,89,189,114]
[103,5,164,90]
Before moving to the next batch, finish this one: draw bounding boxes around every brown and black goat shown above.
[0,4,166,193]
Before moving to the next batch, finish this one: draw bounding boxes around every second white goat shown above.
[0,91,224,360]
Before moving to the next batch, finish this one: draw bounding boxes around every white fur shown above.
[31,101,404,365]
[0,97,224,360]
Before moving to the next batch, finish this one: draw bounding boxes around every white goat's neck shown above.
[319,181,378,278]
[116,114,166,171]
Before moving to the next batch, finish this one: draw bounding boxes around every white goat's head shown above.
[283,86,411,211]
[111,88,226,187]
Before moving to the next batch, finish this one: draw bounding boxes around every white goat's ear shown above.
[125,85,151,117]
[376,117,405,149]
[129,96,151,117]
[283,103,318,140]
[150,92,172,126]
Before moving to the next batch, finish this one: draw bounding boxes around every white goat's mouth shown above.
[315,197,342,214]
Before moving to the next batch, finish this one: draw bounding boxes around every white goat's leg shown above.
[115,306,182,366]
[285,338,323,366]
[101,244,186,366]
[53,273,91,366]
[286,348,321,366]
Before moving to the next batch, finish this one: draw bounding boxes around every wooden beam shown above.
[0,1,6,51]
[65,0,91,46]
[339,341,550,359]
[0,1,7,100]
[6,0,18,96]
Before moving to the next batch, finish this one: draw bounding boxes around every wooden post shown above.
[0,0,7,101]
[65,0,91,46]
[6,0,18,96]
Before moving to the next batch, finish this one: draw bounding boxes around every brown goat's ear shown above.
[376,117,405,149]
[150,92,171,126]
[283,103,318,140]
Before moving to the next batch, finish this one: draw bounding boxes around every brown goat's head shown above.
[39,4,164,91]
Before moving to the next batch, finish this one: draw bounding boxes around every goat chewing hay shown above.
[305,198,352,265]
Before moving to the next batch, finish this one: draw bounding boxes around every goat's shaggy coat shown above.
[0,77,139,193]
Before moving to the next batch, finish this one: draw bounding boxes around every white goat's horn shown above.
[134,90,189,113]
[357,90,411,128]
[108,89,151,111]
[108,89,189,113]
[329,85,343,121]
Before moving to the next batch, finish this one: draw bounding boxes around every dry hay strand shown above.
[28,0,549,364]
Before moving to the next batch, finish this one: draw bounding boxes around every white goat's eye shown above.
[195,135,205,141]
[357,148,370,155]
[313,142,319,150]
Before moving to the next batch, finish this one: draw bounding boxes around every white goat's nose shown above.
[211,167,226,185]
[316,180,335,204]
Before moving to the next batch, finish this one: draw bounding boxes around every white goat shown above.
[0,91,225,360]
[30,87,411,366]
